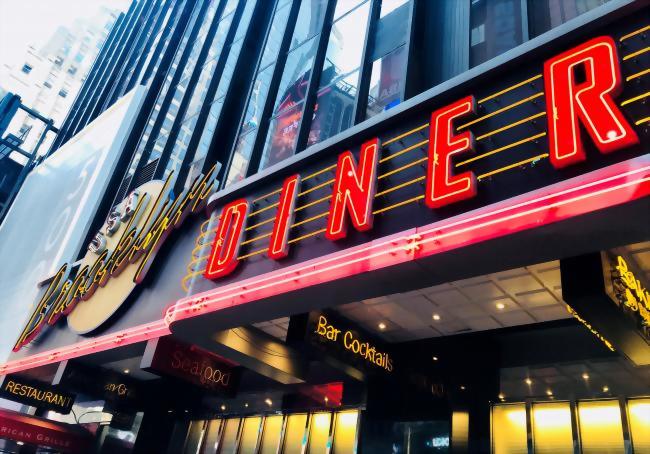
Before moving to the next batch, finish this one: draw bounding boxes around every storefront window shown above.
[578,400,625,454]
[470,0,524,67]
[628,399,650,452]
[528,0,611,38]
[492,404,528,454]
[531,402,574,454]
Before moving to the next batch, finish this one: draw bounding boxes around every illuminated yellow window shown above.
[308,412,332,454]
[578,400,625,454]
[532,402,573,454]
[200,419,222,454]
[332,410,359,454]
[219,418,241,454]
[283,413,308,454]
[239,417,262,453]
[492,404,528,454]
[259,415,284,454]
[628,399,650,453]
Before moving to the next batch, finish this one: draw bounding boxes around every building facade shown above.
[0,0,648,453]
[0,7,119,156]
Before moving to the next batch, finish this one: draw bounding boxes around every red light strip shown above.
[2,157,648,376]
[0,320,170,376]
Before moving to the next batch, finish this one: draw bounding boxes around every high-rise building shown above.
[0,6,119,156]
[0,0,648,453]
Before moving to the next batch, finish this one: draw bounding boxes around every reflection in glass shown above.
[260,103,303,169]
[273,38,318,114]
[528,0,611,38]
[366,45,406,118]
[306,1,370,146]
[226,130,256,186]
[290,0,328,50]
[470,0,523,67]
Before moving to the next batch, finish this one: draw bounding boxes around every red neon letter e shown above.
[326,138,380,241]
[544,36,639,169]
[268,174,301,260]
[426,96,477,209]
[204,199,249,280]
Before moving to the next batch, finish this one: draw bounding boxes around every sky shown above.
[0,0,131,68]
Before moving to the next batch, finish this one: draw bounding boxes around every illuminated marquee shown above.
[203,35,642,282]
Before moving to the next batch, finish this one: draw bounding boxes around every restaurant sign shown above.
[0,376,75,414]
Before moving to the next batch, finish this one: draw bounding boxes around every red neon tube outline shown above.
[326,138,380,240]
[544,36,639,169]
[204,199,249,280]
[426,96,477,208]
[269,174,301,260]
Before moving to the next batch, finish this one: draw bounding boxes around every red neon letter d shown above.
[204,199,249,280]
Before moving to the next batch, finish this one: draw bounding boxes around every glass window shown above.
[532,402,574,454]
[578,400,625,454]
[259,415,284,454]
[283,414,308,454]
[528,0,611,38]
[243,65,275,131]
[259,1,293,69]
[470,0,524,67]
[306,1,370,146]
[380,0,409,17]
[366,45,406,118]
[272,37,318,115]
[290,0,328,50]
[492,404,527,454]
[260,103,303,169]
[240,417,263,452]
[331,411,358,454]
[334,0,365,19]
[307,413,332,454]
[226,130,256,185]
[628,398,650,453]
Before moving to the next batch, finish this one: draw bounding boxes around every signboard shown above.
[141,337,239,394]
[306,312,394,374]
[603,253,650,342]
[188,26,649,291]
[0,376,75,414]
[12,167,217,352]
[0,408,91,454]
[561,252,650,366]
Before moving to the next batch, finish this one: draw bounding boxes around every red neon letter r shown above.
[544,36,638,169]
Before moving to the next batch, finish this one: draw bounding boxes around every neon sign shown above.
[13,168,217,351]
[203,35,641,282]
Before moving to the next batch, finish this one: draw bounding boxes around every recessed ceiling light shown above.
[378,322,386,330]
[220,405,226,411]
[498,393,505,400]
[184,409,188,413]
[265,398,273,406]
[582,373,590,380]
[496,302,505,310]
[123,369,130,374]
[245,403,249,408]
[603,386,609,392]
[324,397,329,403]
[432,356,438,361]
[460,385,466,390]
[546,389,553,396]
[167,410,173,413]
[525,378,533,385]
[432,314,441,321]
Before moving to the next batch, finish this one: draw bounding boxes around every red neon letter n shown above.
[326,138,380,241]
[544,36,639,169]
